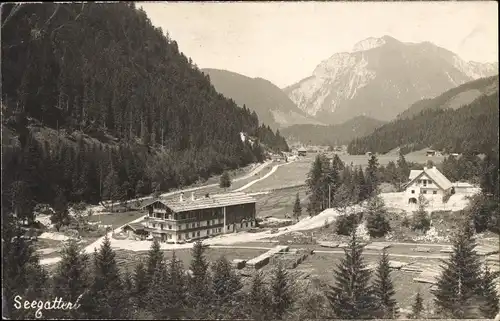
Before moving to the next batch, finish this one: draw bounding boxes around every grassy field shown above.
[89,211,145,229]
[254,185,308,219]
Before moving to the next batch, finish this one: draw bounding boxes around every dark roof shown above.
[123,222,146,231]
[142,192,256,213]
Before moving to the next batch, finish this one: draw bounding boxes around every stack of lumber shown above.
[413,247,432,253]
[318,241,339,248]
[232,259,246,269]
[246,245,289,269]
[364,242,392,251]
[476,244,499,256]
[413,265,444,284]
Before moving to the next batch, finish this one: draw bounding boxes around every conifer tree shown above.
[220,171,232,190]
[411,194,431,232]
[165,251,187,319]
[85,235,127,319]
[146,260,169,318]
[326,232,376,319]
[145,239,164,284]
[246,270,272,321]
[211,256,244,318]
[365,154,379,197]
[2,216,49,319]
[270,262,295,320]
[409,291,424,319]
[187,240,212,319]
[365,196,391,238]
[432,224,484,318]
[373,249,398,318]
[51,240,91,319]
[396,151,409,188]
[293,192,302,222]
[478,266,500,318]
[132,261,148,310]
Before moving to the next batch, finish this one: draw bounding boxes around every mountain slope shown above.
[398,75,499,119]
[281,116,385,146]
[202,68,323,129]
[1,3,287,211]
[285,35,498,124]
[347,89,499,155]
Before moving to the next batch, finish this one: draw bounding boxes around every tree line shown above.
[1,2,289,222]
[3,213,498,320]
[347,92,499,155]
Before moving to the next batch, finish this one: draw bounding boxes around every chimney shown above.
[179,192,184,202]
[191,192,195,201]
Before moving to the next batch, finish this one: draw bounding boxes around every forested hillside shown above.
[281,116,385,146]
[202,68,322,129]
[347,92,499,155]
[1,3,288,216]
[398,75,498,119]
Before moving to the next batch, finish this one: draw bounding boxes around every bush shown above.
[411,210,431,232]
[401,215,410,228]
[335,212,362,236]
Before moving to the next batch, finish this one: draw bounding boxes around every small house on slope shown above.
[297,147,307,157]
[405,166,453,204]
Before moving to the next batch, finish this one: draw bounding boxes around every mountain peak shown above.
[352,35,400,52]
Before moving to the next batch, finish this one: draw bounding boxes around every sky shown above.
[140,1,498,88]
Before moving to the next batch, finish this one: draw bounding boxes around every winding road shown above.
[40,159,294,266]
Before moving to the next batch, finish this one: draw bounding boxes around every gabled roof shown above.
[123,222,146,231]
[407,167,453,191]
[142,192,256,213]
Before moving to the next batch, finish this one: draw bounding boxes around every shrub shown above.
[411,210,431,232]
[335,213,362,236]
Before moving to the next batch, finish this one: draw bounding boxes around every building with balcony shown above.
[137,191,257,243]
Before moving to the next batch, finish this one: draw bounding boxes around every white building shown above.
[404,166,453,204]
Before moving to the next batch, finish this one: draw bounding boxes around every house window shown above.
[167,234,172,239]
[168,225,172,230]
[422,190,427,194]
[192,232,195,238]
[207,220,210,226]
[197,231,200,237]
[152,223,156,228]
[160,224,164,230]
[433,191,437,195]
[185,233,189,239]
[196,222,200,227]
[207,229,210,235]
[411,190,415,194]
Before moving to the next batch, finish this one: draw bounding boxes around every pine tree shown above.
[409,291,424,319]
[187,240,212,319]
[270,262,295,320]
[165,251,187,319]
[396,151,409,190]
[132,262,148,310]
[365,155,379,197]
[478,266,500,318]
[2,216,49,319]
[365,196,391,238]
[373,250,398,318]
[411,194,431,232]
[432,225,484,318]
[246,270,272,321]
[326,232,376,319]
[146,260,169,318]
[220,171,232,190]
[211,256,243,318]
[293,193,302,222]
[51,240,91,319]
[84,235,128,319]
[145,239,164,284]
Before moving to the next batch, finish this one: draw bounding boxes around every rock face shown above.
[285,35,498,124]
